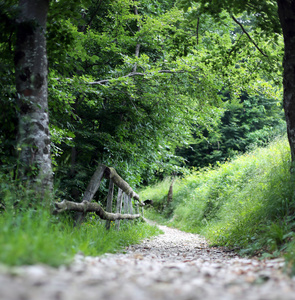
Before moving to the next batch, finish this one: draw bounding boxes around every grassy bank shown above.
[140,137,295,272]
[0,205,160,267]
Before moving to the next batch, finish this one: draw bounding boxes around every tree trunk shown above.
[14,0,52,193]
[277,0,295,168]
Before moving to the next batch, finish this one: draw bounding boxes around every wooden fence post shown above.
[54,165,145,224]
[167,177,175,205]
[123,192,128,214]
[115,188,123,230]
[75,165,106,225]
[128,195,133,214]
[83,165,106,202]
[105,179,114,230]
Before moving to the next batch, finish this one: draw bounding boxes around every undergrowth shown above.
[140,137,295,273]
[0,186,161,267]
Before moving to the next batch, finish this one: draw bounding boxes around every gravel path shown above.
[1,224,295,300]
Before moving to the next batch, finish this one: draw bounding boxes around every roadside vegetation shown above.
[0,192,160,267]
[140,137,295,274]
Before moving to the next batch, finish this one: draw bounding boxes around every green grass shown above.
[140,137,295,272]
[3,137,295,270]
[0,207,161,267]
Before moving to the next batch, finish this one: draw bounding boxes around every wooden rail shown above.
[54,164,144,229]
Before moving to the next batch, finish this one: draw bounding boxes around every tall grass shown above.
[0,185,161,267]
[0,208,160,267]
[141,137,295,264]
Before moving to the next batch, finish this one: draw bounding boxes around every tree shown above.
[178,0,295,168]
[277,0,295,167]
[47,0,229,196]
[176,94,285,168]
[14,0,52,192]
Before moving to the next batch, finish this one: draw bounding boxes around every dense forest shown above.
[1,0,295,268]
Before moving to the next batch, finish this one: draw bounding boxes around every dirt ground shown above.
[1,224,295,300]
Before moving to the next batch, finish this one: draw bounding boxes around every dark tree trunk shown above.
[277,0,295,168]
[14,0,52,192]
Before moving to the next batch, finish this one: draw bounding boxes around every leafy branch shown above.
[88,70,186,85]
[231,15,268,57]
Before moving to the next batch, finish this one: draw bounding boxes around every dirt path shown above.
[1,225,295,300]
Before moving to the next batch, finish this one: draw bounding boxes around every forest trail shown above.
[1,224,295,300]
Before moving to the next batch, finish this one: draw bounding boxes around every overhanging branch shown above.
[52,70,186,86]
[88,70,185,85]
[231,15,268,58]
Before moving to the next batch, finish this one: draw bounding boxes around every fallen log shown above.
[54,200,142,221]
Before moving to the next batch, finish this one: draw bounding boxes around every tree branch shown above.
[52,70,186,86]
[84,0,103,31]
[88,70,185,85]
[196,17,200,45]
[231,15,268,57]
[53,200,143,221]
[104,166,144,206]
[132,3,141,72]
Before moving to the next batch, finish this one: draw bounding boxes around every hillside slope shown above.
[140,137,295,273]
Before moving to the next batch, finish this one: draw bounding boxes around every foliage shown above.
[50,1,283,198]
[47,0,228,194]
[177,0,281,34]
[141,137,295,273]
[140,177,178,217]
[0,0,284,204]
[177,93,285,168]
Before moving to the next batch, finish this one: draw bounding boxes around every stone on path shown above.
[0,225,294,300]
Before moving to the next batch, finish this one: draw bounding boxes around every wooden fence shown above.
[54,165,144,229]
